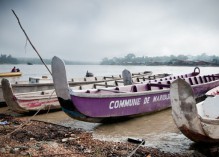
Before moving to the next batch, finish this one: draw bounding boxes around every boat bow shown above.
[170,79,219,143]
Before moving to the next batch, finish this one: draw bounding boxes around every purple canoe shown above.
[51,56,219,123]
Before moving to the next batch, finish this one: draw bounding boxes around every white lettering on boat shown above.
[109,98,141,109]
[143,97,150,104]
[152,94,170,102]
[109,93,170,110]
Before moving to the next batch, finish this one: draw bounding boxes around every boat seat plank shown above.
[70,86,81,90]
[72,77,86,82]
[106,81,117,87]
[84,77,96,82]
[94,82,107,88]
[116,85,135,92]
[95,76,104,81]
[137,77,145,82]
[80,84,95,90]
[115,81,125,86]
[148,75,156,80]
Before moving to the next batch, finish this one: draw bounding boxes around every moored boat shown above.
[51,56,215,123]
[1,78,60,114]
[0,72,22,77]
[170,79,219,143]
[0,69,168,104]
[0,70,169,112]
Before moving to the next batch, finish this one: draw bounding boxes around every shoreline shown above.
[1,113,218,157]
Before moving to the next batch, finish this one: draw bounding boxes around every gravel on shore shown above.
[0,114,217,157]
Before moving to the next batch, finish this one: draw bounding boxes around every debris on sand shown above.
[0,114,211,157]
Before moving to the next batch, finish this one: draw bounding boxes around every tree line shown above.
[100,53,219,66]
[2,53,219,66]
[0,54,18,64]
[0,54,96,65]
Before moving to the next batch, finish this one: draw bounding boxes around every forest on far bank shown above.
[0,54,96,65]
[1,53,219,66]
[100,53,219,66]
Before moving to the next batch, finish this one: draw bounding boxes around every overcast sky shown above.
[0,0,219,62]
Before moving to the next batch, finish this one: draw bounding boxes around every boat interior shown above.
[197,95,219,120]
[70,74,219,95]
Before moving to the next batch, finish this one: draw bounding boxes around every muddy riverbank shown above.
[0,107,219,156]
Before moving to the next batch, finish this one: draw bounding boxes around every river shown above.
[0,64,218,154]
[1,64,218,82]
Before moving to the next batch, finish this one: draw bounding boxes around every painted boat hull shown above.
[52,56,219,123]
[71,90,170,118]
[1,78,60,114]
[170,79,219,143]
[70,80,219,118]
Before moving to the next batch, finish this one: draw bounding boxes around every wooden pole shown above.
[11,10,52,75]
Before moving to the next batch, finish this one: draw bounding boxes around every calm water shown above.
[0,64,218,83]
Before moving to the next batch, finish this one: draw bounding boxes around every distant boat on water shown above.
[0,72,22,77]
[27,62,33,65]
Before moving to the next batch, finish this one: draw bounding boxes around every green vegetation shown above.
[0,54,18,64]
[2,53,219,66]
[101,53,219,66]
[0,54,97,65]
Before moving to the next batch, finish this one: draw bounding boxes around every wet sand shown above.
[92,109,193,153]
[3,105,219,157]
[0,107,195,154]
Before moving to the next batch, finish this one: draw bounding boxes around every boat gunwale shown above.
[199,116,219,125]
[71,88,170,98]
[70,75,219,98]
[16,95,57,100]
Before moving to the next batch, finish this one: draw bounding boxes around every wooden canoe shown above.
[170,79,219,143]
[1,78,60,114]
[51,56,215,123]
[0,72,22,77]
[0,69,168,112]
[0,70,169,104]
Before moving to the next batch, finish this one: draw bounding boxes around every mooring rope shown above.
[3,10,57,137]
[4,89,56,137]
[12,9,52,75]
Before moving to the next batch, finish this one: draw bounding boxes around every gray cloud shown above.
[0,0,219,62]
